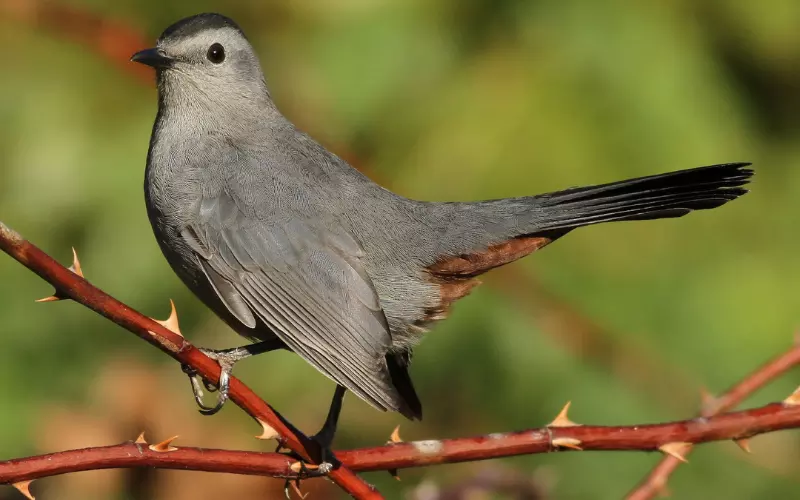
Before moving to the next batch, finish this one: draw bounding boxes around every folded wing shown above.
[181,189,409,414]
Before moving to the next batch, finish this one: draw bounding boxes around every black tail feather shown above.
[533,162,753,230]
[386,352,422,420]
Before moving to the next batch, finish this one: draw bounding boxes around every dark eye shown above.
[207,43,225,64]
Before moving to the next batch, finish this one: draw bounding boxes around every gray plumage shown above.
[140,13,752,419]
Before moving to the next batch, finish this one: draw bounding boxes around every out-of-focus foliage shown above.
[1,1,799,498]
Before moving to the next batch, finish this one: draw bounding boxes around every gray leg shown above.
[182,339,286,415]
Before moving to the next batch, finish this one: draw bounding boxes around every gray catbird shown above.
[132,13,752,435]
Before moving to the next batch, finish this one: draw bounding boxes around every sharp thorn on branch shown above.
[12,480,35,500]
[551,437,583,450]
[34,247,84,302]
[548,401,579,427]
[149,435,179,453]
[68,247,83,277]
[290,462,319,474]
[783,386,800,406]
[34,294,63,303]
[389,425,403,444]
[152,299,182,337]
[135,431,148,444]
[256,418,280,440]
[734,438,752,453]
[658,442,691,463]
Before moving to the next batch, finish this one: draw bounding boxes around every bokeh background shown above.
[1,1,799,498]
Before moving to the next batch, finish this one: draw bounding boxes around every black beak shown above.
[130,48,173,69]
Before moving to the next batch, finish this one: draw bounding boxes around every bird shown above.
[131,13,753,444]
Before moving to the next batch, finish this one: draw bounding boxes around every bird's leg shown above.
[276,385,345,476]
[181,339,285,415]
[311,385,346,465]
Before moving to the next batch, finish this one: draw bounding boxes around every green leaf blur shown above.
[1,1,798,498]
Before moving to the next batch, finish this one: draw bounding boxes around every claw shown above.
[198,368,230,415]
[283,460,331,499]
[181,359,230,415]
[285,478,308,499]
[183,343,279,415]
[183,365,222,414]
[198,396,227,415]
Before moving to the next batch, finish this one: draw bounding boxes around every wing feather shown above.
[183,190,404,413]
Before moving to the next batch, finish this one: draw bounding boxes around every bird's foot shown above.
[274,385,345,477]
[181,346,253,415]
[282,460,333,499]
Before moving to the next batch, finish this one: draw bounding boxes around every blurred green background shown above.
[1,1,799,499]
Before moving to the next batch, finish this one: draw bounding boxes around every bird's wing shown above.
[182,189,404,413]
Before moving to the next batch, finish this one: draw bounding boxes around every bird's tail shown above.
[427,163,753,280]
[526,162,753,231]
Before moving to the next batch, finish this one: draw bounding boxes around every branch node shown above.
[412,440,444,455]
[548,401,579,427]
[149,435,180,453]
[699,386,718,414]
[658,442,691,463]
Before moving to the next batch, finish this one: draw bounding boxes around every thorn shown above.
[289,461,319,474]
[659,442,691,463]
[135,431,148,444]
[35,248,85,302]
[68,247,84,278]
[548,401,578,427]
[34,294,62,303]
[255,418,279,440]
[388,468,400,480]
[390,425,403,443]
[551,437,582,450]
[734,438,752,453]
[149,435,179,452]
[13,480,34,500]
[152,299,182,337]
[783,386,800,406]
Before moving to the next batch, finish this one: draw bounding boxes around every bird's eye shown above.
[207,43,225,64]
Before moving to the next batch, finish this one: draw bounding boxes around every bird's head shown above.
[132,13,272,117]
